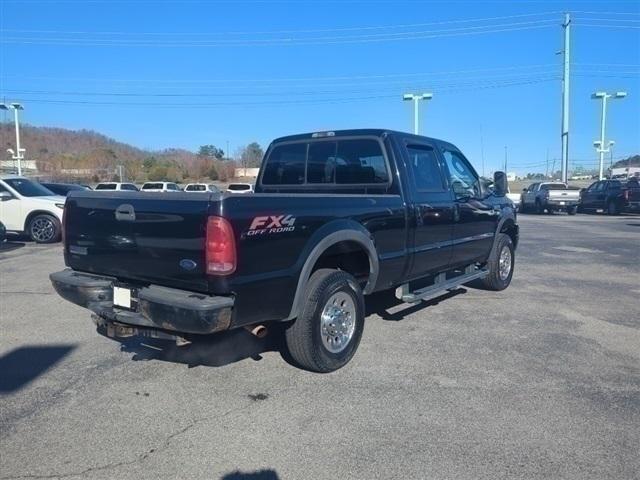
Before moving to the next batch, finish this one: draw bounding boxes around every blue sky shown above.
[1,0,639,175]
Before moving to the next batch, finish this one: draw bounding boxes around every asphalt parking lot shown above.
[1,213,639,480]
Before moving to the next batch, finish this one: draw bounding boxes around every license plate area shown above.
[559,201,565,206]
[113,284,139,311]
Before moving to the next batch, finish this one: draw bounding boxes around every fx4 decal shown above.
[247,215,297,236]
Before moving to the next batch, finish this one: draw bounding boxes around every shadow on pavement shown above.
[0,241,26,253]
[221,470,280,480]
[0,344,76,393]
[365,288,467,322]
[108,325,286,369]
[100,287,470,369]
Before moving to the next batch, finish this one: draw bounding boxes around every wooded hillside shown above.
[0,123,255,182]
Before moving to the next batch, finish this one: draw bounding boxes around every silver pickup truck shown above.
[520,182,580,214]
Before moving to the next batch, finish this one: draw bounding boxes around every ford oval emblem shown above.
[179,259,197,271]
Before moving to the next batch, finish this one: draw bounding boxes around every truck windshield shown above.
[4,178,55,197]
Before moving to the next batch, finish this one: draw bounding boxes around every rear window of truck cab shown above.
[262,138,389,186]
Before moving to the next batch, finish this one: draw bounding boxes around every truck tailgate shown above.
[548,189,580,201]
[64,191,217,293]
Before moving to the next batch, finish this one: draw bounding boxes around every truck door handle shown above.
[115,204,136,222]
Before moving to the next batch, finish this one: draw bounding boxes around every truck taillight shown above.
[61,204,67,247]
[206,216,236,275]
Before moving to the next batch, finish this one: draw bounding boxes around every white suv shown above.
[0,176,66,243]
[184,183,220,193]
[226,183,254,194]
[95,182,139,191]
[141,182,181,192]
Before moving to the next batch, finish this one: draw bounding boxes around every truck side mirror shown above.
[0,191,13,201]
[493,171,508,197]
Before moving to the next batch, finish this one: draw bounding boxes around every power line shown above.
[0,11,564,36]
[4,77,560,108]
[0,22,558,47]
[0,64,560,86]
[1,71,561,97]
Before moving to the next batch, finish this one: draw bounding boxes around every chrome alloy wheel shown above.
[498,246,512,281]
[320,291,356,354]
[31,217,56,242]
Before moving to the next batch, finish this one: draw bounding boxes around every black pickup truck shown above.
[579,178,640,214]
[51,129,518,372]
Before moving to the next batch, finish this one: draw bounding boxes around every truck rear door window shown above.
[262,143,307,185]
[406,144,445,191]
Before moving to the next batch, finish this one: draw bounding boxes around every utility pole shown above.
[1,103,25,176]
[403,93,433,135]
[545,148,550,178]
[592,91,626,180]
[560,13,571,184]
[504,146,508,173]
[480,124,485,177]
[226,140,230,161]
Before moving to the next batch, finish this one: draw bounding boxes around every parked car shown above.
[51,129,518,372]
[520,182,580,214]
[95,182,139,191]
[141,182,181,192]
[0,175,66,243]
[40,182,91,196]
[506,188,521,212]
[580,178,640,214]
[227,183,254,194]
[184,183,221,193]
[0,220,6,243]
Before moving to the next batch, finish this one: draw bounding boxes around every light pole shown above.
[591,91,626,180]
[403,93,433,135]
[1,102,26,176]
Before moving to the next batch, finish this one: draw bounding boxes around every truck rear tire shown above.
[479,233,514,291]
[284,269,365,373]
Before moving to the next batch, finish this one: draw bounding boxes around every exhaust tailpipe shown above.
[244,324,268,338]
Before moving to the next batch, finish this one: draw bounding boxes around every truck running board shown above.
[395,265,489,304]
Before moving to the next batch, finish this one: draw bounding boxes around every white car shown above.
[94,182,139,191]
[506,188,521,211]
[141,182,181,192]
[227,183,254,194]
[0,176,66,243]
[184,183,221,193]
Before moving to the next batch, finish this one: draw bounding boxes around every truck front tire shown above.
[285,269,365,373]
[479,233,514,291]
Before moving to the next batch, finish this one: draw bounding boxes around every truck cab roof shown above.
[272,129,447,145]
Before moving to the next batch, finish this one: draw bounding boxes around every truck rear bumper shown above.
[50,269,234,335]
[547,200,579,207]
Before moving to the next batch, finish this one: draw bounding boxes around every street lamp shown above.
[1,102,25,176]
[403,93,433,135]
[591,91,626,180]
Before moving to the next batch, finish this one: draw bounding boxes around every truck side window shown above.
[262,143,307,185]
[406,144,445,192]
[441,149,480,199]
